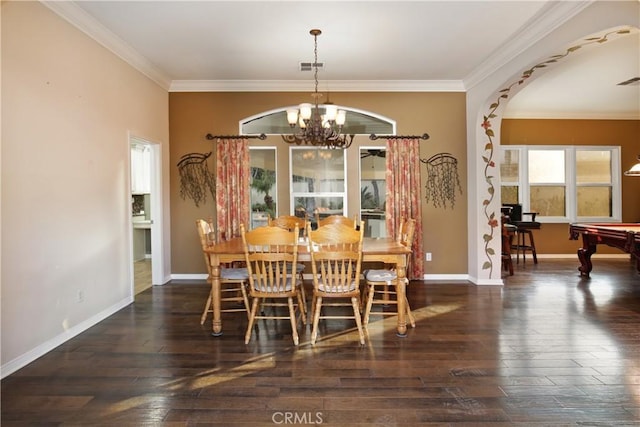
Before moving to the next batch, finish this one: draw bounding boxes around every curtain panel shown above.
[216,138,250,240]
[385,138,424,278]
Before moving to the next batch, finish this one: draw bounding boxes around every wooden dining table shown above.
[204,236,412,338]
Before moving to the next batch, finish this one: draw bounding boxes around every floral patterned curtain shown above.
[216,138,250,240]
[385,137,424,278]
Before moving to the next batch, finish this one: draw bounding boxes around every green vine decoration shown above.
[480,28,631,278]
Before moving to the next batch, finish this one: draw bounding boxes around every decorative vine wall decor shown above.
[479,28,631,278]
[177,152,216,207]
[421,153,462,209]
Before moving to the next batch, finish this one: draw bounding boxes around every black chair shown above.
[501,215,516,276]
[502,204,540,264]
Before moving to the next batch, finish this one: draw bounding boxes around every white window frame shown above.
[289,147,348,218]
[500,145,621,223]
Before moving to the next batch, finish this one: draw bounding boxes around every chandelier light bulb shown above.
[324,104,337,121]
[286,109,299,126]
[299,103,312,120]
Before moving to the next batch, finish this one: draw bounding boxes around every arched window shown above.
[241,106,396,136]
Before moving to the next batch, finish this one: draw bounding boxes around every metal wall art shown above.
[177,152,215,207]
[421,152,462,209]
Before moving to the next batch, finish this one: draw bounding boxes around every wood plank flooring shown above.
[2,258,640,426]
[134,258,152,295]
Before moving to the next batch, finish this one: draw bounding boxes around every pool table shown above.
[569,223,640,277]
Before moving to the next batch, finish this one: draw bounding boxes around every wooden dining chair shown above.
[362,218,416,328]
[240,224,306,346]
[267,214,308,313]
[316,214,358,229]
[307,221,366,345]
[268,214,306,233]
[196,218,250,325]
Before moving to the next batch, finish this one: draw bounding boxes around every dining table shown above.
[204,236,412,338]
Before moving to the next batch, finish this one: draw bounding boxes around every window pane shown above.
[291,149,344,192]
[250,148,276,229]
[360,148,387,238]
[242,107,395,135]
[500,149,519,182]
[530,185,565,216]
[294,196,344,227]
[577,150,611,183]
[529,150,565,183]
[501,186,519,204]
[577,186,612,216]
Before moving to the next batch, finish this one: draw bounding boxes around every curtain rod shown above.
[205,133,267,141]
[369,133,430,141]
[205,133,429,141]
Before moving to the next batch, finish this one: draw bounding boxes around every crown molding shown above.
[41,1,172,90]
[169,79,466,93]
[464,0,593,90]
[503,111,640,120]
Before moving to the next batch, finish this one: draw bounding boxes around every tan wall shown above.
[1,2,169,371]
[501,119,640,254]
[169,92,468,274]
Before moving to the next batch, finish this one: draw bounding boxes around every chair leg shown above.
[309,293,318,325]
[405,296,416,328]
[396,279,415,328]
[296,288,307,325]
[311,296,323,345]
[244,297,261,344]
[382,283,391,306]
[200,290,212,325]
[363,284,375,326]
[351,296,365,345]
[298,272,308,315]
[528,230,538,264]
[287,297,299,346]
[240,283,251,320]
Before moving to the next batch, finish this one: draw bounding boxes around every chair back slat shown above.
[241,224,299,295]
[308,222,364,294]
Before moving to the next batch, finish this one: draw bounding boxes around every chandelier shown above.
[281,29,354,149]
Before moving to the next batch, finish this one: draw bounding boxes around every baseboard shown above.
[1,296,133,379]
[423,274,471,282]
[535,253,629,259]
[171,273,208,281]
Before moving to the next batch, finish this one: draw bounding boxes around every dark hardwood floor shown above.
[2,258,640,426]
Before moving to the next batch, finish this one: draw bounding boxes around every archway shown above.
[467,22,638,284]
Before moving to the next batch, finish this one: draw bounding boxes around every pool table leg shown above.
[577,234,597,277]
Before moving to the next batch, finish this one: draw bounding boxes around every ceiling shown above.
[47,1,639,120]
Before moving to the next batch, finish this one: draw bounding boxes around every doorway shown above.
[130,136,162,295]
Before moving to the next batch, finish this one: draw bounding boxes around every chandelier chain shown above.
[313,32,319,97]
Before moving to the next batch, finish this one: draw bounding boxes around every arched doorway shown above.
[467,22,638,284]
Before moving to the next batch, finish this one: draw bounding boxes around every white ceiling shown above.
[47,1,639,120]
